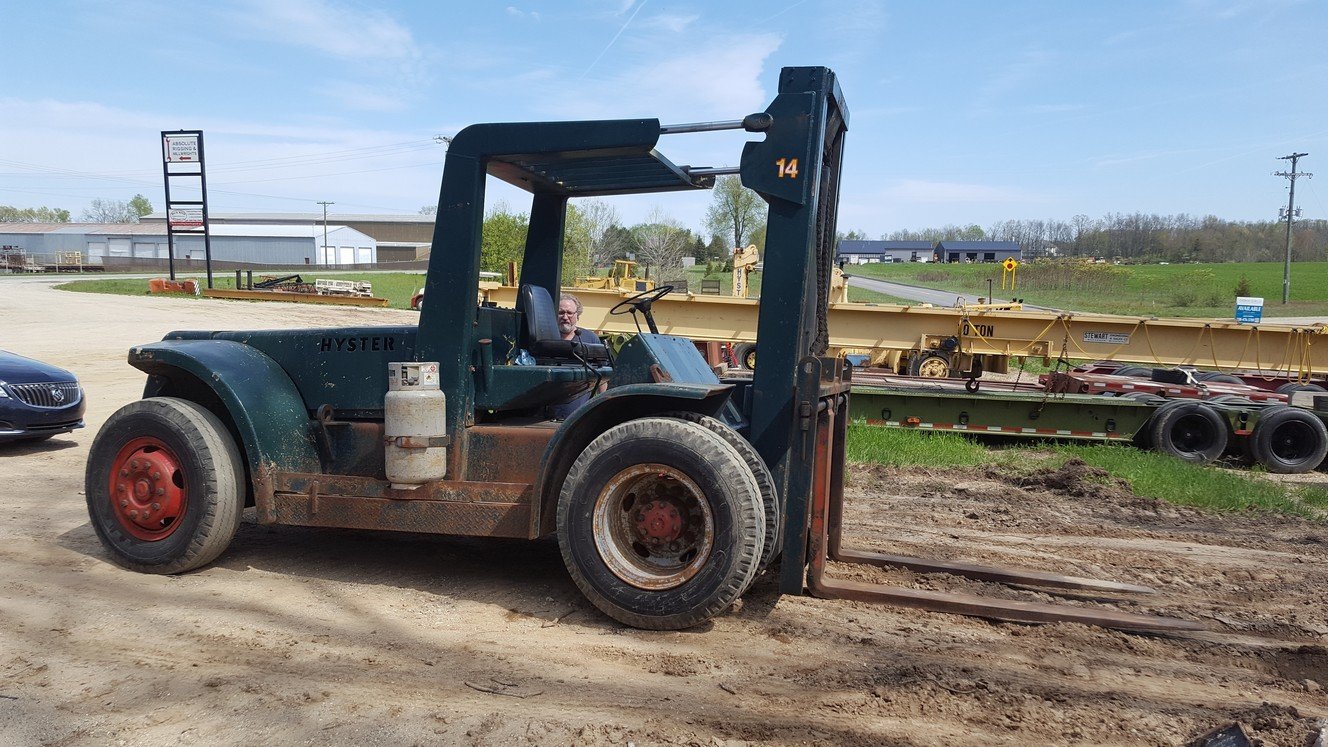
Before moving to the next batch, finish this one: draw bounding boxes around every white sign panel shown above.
[164,135,200,162]
[168,208,204,228]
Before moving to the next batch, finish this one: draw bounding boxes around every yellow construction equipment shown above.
[488,284,1328,380]
[732,244,759,298]
[575,259,654,293]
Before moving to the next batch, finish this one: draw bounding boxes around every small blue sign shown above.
[1235,296,1263,324]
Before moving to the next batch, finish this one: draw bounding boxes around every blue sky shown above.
[3,0,1326,237]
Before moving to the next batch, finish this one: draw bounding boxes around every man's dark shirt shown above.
[549,327,604,420]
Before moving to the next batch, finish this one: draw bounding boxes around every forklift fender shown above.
[129,340,321,476]
[533,382,734,536]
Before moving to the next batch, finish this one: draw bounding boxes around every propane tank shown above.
[384,362,448,488]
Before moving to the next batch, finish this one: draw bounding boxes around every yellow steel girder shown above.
[487,286,1328,377]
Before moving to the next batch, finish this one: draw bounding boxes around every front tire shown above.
[556,417,764,630]
[85,397,245,574]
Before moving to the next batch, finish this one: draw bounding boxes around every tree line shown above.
[862,213,1328,263]
[0,195,154,224]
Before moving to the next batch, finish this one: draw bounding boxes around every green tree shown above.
[704,175,764,251]
[82,198,145,223]
[480,202,528,273]
[0,205,70,222]
[128,194,153,219]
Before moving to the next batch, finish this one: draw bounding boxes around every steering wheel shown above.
[608,285,674,334]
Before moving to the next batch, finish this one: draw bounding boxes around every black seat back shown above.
[517,284,610,363]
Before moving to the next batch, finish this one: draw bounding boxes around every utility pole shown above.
[1273,153,1311,304]
[316,201,334,265]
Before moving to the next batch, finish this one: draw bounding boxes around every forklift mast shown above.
[416,67,849,502]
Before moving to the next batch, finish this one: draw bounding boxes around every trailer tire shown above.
[663,412,781,572]
[733,343,757,371]
[556,417,763,630]
[1133,398,1183,449]
[1149,401,1228,465]
[1276,382,1327,394]
[1114,366,1151,378]
[1196,372,1245,385]
[1246,406,1328,474]
[85,397,245,574]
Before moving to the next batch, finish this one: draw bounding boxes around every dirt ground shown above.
[1,276,1326,747]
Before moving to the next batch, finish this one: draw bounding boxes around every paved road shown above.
[846,273,1023,307]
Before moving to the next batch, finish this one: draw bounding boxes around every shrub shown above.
[1235,275,1251,297]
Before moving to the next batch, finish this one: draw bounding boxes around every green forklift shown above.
[85,66,1197,633]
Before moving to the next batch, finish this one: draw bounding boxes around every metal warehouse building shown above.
[0,222,377,267]
[836,239,1022,265]
[143,211,432,263]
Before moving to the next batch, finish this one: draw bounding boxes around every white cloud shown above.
[975,49,1055,109]
[547,33,783,120]
[506,6,541,21]
[638,13,698,33]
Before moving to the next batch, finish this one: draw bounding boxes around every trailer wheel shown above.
[1196,371,1245,385]
[85,397,245,574]
[1276,382,1327,394]
[1246,406,1328,474]
[909,352,950,378]
[733,343,757,371]
[664,412,781,572]
[1149,401,1228,464]
[557,417,764,630]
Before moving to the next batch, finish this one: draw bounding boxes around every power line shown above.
[1273,152,1312,304]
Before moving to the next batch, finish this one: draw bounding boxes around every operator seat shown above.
[517,284,610,363]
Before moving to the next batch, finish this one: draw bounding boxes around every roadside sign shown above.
[168,208,204,229]
[1235,296,1263,324]
[1002,258,1017,272]
[163,134,200,162]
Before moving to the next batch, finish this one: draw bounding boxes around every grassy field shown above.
[846,426,1328,518]
[849,260,1328,318]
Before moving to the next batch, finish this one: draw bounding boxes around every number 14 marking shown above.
[776,157,799,179]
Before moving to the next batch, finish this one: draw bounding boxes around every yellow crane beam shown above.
[485,285,1328,377]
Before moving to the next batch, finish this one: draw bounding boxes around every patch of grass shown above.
[850,261,1328,318]
[1056,444,1324,517]
[846,424,1327,518]
[846,425,992,467]
[56,272,428,309]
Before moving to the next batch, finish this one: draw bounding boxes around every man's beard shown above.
[558,320,575,335]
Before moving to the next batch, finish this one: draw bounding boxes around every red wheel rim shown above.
[108,436,187,540]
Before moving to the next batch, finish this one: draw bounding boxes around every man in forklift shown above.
[550,293,606,420]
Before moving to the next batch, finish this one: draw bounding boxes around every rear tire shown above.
[909,352,951,378]
[1196,371,1245,385]
[1149,401,1228,465]
[556,417,764,630]
[1277,382,1327,394]
[85,398,245,574]
[733,343,757,371]
[1247,406,1328,474]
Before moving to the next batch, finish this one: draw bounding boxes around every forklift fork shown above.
[798,359,1203,634]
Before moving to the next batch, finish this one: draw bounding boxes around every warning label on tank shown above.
[1083,331,1130,345]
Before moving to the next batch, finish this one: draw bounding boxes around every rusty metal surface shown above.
[274,472,533,504]
[266,490,530,537]
[807,576,1201,632]
[462,423,553,485]
[832,548,1157,594]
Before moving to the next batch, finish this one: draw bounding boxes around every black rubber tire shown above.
[664,412,781,572]
[1113,366,1152,378]
[556,417,764,630]
[1132,398,1185,449]
[1246,406,1328,474]
[1149,401,1228,465]
[733,343,757,371]
[909,352,951,378]
[85,397,245,574]
[1195,372,1245,385]
[1276,382,1328,394]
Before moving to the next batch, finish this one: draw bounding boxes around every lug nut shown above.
[119,468,129,477]
[129,509,139,518]
[151,502,160,511]
[120,500,129,508]
[155,487,164,496]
